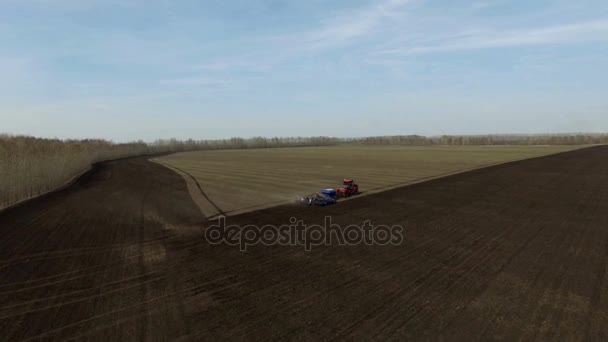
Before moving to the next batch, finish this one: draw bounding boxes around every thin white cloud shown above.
[469,1,503,12]
[380,19,608,55]
[0,0,144,7]
[185,0,419,74]
[288,0,417,50]
[188,59,271,72]
[159,76,230,87]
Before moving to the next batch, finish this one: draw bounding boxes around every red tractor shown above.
[336,179,359,198]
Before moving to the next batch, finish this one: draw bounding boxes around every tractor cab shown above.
[337,179,359,197]
[342,179,354,190]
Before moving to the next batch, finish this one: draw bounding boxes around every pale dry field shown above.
[154,145,579,217]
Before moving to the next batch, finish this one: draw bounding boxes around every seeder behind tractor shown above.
[297,179,359,206]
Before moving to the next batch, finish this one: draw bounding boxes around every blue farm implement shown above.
[298,192,337,206]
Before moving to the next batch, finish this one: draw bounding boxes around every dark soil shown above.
[1,146,608,340]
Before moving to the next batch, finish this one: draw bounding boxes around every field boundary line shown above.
[151,159,226,218]
[155,145,598,219]
[333,145,595,204]
[225,145,595,217]
[168,158,532,220]
[341,161,509,202]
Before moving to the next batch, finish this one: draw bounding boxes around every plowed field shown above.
[1,146,607,340]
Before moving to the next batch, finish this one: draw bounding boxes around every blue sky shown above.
[1,0,607,141]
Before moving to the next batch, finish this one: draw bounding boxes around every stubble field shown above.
[154,145,579,216]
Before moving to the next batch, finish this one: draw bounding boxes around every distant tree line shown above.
[0,135,342,209]
[148,134,608,150]
[356,134,608,146]
[1,133,606,210]
[149,136,343,152]
[0,135,149,210]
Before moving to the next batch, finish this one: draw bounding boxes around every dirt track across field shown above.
[1,146,608,340]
